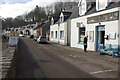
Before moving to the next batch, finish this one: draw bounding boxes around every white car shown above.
[19,34,25,37]
[37,36,48,43]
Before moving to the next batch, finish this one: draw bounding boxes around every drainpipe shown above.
[58,23,60,44]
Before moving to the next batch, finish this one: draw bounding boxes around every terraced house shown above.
[71,0,120,51]
[50,6,79,45]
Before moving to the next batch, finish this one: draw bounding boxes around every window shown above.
[89,31,94,42]
[79,27,85,43]
[55,31,57,38]
[60,31,64,39]
[60,17,62,22]
[51,31,54,38]
[79,2,86,16]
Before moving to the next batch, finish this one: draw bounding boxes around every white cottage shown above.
[50,6,79,45]
[71,0,120,51]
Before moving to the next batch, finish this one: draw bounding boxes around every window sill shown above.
[60,38,64,40]
[78,42,84,45]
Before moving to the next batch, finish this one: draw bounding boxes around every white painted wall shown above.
[50,22,67,45]
[33,30,37,36]
[50,24,59,43]
[59,22,67,45]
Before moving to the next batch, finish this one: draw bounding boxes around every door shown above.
[96,26,105,51]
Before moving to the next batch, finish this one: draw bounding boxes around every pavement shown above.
[16,37,119,79]
[1,38,16,78]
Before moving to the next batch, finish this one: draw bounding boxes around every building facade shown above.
[71,0,120,51]
[50,6,79,45]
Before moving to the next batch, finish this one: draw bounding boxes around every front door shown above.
[96,26,105,51]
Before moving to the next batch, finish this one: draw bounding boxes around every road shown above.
[16,37,118,79]
[16,38,93,78]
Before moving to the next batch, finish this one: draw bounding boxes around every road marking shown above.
[90,69,118,74]
[69,55,77,58]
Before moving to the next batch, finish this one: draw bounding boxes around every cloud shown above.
[0,0,57,18]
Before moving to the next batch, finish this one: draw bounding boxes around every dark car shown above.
[34,36,39,41]
[37,36,48,43]
[29,35,34,39]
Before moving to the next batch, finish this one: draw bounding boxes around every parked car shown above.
[34,36,39,41]
[19,34,25,37]
[29,35,34,39]
[37,36,48,43]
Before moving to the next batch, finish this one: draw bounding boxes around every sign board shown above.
[109,32,116,40]
[89,31,94,42]
[87,11,119,24]
[77,22,84,27]
[9,37,18,47]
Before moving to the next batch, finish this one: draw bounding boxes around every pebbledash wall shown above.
[71,7,120,51]
[50,22,67,45]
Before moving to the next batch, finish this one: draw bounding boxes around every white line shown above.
[69,55,77,58]
[90,69,118,74]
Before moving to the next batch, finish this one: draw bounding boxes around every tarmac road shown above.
[16,37,93,78]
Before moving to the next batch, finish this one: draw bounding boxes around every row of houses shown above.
[2,20,51,39]
[20,20,51,38]
[50,0,120,51]
[2,28,21,37]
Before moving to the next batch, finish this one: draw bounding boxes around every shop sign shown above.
[98,27,105,31]
[9,37,18,47]
[109,32,116,40]
[77,22,83,27]
[87,11,119,24]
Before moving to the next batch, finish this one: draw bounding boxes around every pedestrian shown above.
[84,35,88,52]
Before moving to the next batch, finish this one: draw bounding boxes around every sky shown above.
[0,0,57,18]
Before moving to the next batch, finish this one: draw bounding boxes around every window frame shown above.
[78,27,85,44]
[60,30,64,40]
[51,31,54,38]
[55,31,57,38]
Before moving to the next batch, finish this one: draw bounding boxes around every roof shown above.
[56,6,79,24]
[85,2,96,15]
[62,12,72,16]
[36,22,45,28]
[52,16,60,24]
[53,16,59,20]
[85,2,120,15]
[42,20,51,36]
[106,2,120,8]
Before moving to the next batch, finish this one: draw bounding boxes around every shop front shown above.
[71,7,119,51]
[96,25,105,51]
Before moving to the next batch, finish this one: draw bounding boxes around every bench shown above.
[99,44,120,58]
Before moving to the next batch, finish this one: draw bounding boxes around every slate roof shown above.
[52,16,60,24]
[56,6,79,24]
[85,2,120,15]
[85,2,96,15]
[106,2,120,8]
[36,22,45,28]
[42,20,51,36]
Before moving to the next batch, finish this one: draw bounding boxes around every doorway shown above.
[96,26,105,51]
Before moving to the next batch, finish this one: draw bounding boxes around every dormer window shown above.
[51,17,54,25]
[78,0,87,16]
[96,0,108,11]
[60,12,64,23]
[60,17,63,22]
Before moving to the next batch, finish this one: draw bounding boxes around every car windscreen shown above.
[41,37,46,39]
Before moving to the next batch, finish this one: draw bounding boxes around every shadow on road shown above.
[16,38,46,78]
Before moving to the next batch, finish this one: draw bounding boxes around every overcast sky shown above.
[0,0,58,18]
